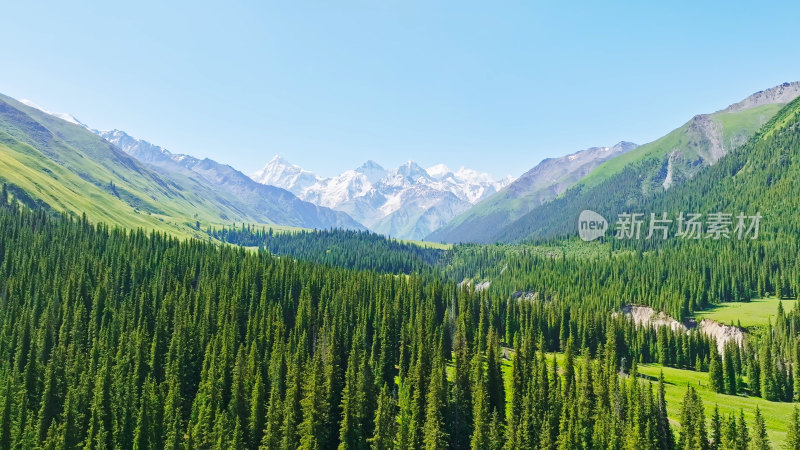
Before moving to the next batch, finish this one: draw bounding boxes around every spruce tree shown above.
[422,355,448,450]
[339,347,365,450]
[785,406,800,450]
[736,410,750,450]
[761,340,778,401]
[710,405,721,450]
[708,348,724,394]
[751,406,770,450]
[470,351,490,450]
[721,413,737,450]
[298,347,331,449]
[368,384,397,450]
[656,372,675,450]
[723,345,737,395]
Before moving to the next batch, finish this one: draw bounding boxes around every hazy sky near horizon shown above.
[3,1,800,178]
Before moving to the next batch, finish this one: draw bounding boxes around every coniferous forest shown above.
[4,97,800,449]
[2,184,800,449]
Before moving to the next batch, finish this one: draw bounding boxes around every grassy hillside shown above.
[637,363,795,444]
[693,298,797,328]
[428,142,638,244]
[495,95,795,243]
[0,139,184,233]
[0,94,272,233]
[579,103,782,189]
[524,352,796,444]
[0,94,361,238]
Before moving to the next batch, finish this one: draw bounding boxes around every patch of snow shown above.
[251,155,321,195]
[426,163,452,179]
[19,99,86,127]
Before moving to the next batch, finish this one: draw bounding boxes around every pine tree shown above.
[575,347,595,449]
[299,347,331,449]
[162,376,185,450]
[261,382,284,449]
[710,405,721,450]
[485,330,505,419]
[708,348,724,393]
[751,406,770,450]
[422,355,448,450]
[723,344,737,395]
[761,340,778,401]
[249,373,266,450]
[368,384,397,450]
[563,335,576,397]
[736,410,750,450]
[471,351,490,450]
[281,354,304,450]
[339,347,365,450]
[85,358,114,450]
[396,381,413,450]
[0,377,13,450]
[721,413,737,450]
[785,406,800,450]
[487,411,504,450]
[449,320,473,450]
[656,372,675,450]
[133,376,162,450]
[677,387,708,450]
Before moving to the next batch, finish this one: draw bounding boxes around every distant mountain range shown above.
[494,81,800,242]
[97,130,363,231]
[251,156,513,240]
[427,141,639,243]
[0,94,363,237]
[6,81,799,243]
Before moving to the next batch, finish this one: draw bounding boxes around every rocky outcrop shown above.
[617,305,746,354]
[723,81,800,113]
[618,305,686,332]
[696,319,746,354]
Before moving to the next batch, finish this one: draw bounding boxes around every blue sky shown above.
[2,1,800,178]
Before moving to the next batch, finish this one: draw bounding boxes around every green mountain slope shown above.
[0,94,362,237]
[643,94,800,238]
[427,141,637,243]
[495,82,800,242]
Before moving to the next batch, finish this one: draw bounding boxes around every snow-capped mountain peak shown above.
[250,157,514,240]
[19,99,86,127]
[251,155,321,195]
[355,160,387,183]
[426,164,452,179]
[395,160,430,180]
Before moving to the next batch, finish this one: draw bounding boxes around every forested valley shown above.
[4,96,800,449]
[1,185,800,449]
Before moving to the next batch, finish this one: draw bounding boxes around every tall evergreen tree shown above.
[368,384,397,450]
[751,406,770,450]
[785,406,800,450]
[708,348,724,394]
[422,355,448,450]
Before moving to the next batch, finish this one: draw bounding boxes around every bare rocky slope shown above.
[619,305,746,354]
